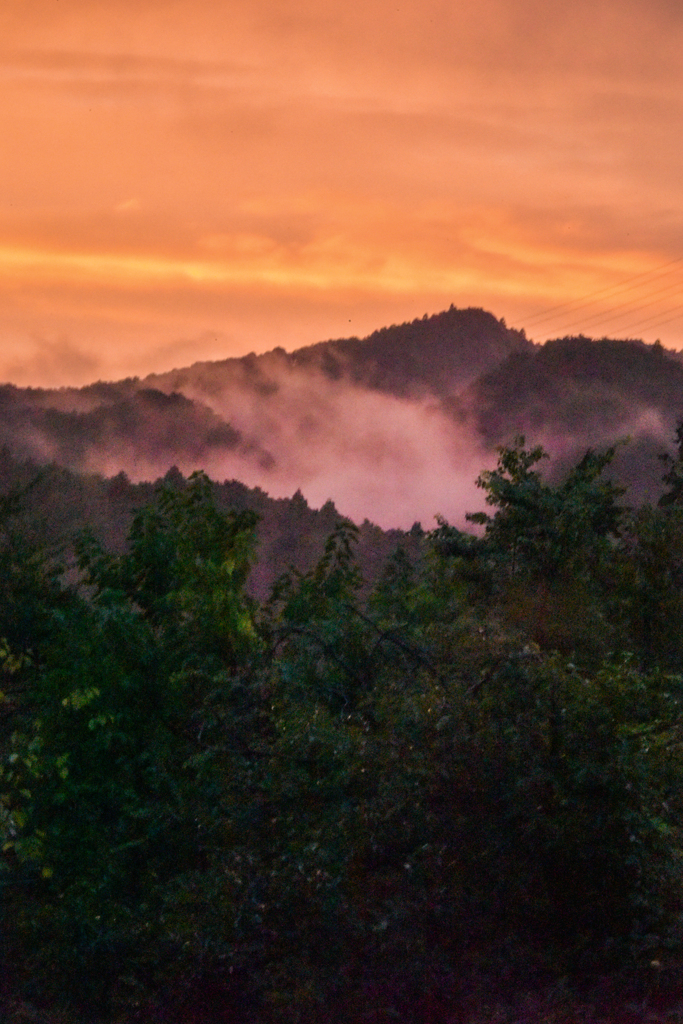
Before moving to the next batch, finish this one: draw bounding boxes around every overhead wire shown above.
[521,254,683,331]
[607,301,683,337]
[517,254,683,342]
[543,277,683,336]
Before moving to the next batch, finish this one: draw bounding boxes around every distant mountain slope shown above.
[0,310,681,524]
[0,383,275,478]
[0,450,416,600]
[0,308,529,526]
[460,335,683,503]
[289,306,532,397]
[146,306,532,402]
[469,335,683,439]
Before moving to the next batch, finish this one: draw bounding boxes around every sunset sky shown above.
[2,0,683,386]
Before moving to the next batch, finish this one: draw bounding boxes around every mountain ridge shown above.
[143,306,532,401]
[0,307,681,525]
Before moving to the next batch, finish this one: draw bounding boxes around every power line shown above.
[541,276,683,337]
[603,301,683,338]
[521,254,683,333]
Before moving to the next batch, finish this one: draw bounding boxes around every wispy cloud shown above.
[1,0,683,383]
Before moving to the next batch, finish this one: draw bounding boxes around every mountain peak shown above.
[285,305,533,398]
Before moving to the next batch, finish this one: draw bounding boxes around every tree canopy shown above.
[2,443,683,1022]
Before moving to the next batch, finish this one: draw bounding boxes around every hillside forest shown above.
[4,424,683,1022]
[4,307,683,527]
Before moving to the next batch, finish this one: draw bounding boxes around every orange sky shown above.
[2,0,683,386]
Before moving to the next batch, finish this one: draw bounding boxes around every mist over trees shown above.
[1,306,683,527]
[5,310,683,1021]
[3,430,683,1021]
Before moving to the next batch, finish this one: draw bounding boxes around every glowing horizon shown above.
[2,0,683,386]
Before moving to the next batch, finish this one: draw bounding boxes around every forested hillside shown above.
[460,334,683,504]
[3,436,683,1023]
[2,307,683,525]
[0,449,411,601]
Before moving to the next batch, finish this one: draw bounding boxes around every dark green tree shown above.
[465,437,625,657]
[0,472,264,1011]
[659,420,683,507]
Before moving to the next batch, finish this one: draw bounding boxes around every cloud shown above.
[140,356,492,528]
[1,0,683,384]
[1,336,101,389]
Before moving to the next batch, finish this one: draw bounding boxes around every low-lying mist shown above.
[0,316,680,528]
[108,367,492,530]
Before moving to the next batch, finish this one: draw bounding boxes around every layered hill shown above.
[0,449,412,601]
[460,334,683,503]
[147,305,531,400]
[0,307,681,525]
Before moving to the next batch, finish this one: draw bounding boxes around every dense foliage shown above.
[3,438,683,1022]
